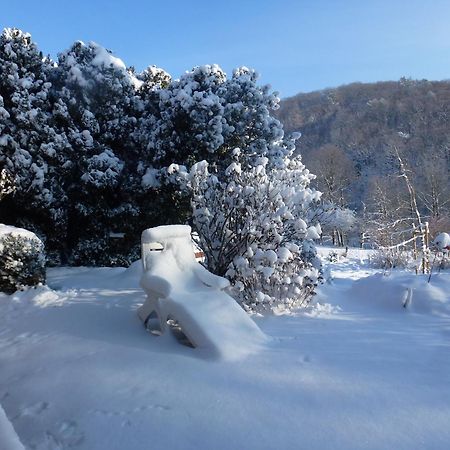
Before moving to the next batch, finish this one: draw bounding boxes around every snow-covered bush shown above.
[69,234,140,267]
[369,249,414,271]
[325,250,339,263]
[189,151,322,313]
[0,225,45,294]
[309,202,356,246]
[430,232,450,270]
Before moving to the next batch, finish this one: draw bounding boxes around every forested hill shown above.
[276,79,450,212]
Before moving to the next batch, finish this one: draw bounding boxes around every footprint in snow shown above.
[35,422,84,450]
[16,400,49,419]
[57,420,85,445]
[91,403,171,418]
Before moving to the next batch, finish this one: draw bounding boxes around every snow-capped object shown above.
[141,167,161,188]
[141,224,192,244]
[433,232,450,250]
[0,224,45,293]
[264,249,278,263]
[138,225,267,360]
[90,42,126,71]
[0,224,40,242]
[306,226,321,240]
[277,247,293,262]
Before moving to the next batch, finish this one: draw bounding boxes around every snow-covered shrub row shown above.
[0,28,161,265]
[0,225,45,294]
[0,25,322,312]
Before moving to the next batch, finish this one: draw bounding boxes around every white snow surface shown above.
[0,224,40,241]
[0,247,449,449]
[0,404,25,450]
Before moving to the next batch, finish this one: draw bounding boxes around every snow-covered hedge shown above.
[0,27,323,271]
[0,225,45,294]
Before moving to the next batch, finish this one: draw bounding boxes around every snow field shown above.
[0,250,449,449]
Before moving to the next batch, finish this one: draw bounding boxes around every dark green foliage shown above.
[0,232,46,294]
[0,28,300,268]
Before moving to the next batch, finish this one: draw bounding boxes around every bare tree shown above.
[364,175,412,247]
[306,144,356,207]
[417,155,450,220]
[395,147,430,273]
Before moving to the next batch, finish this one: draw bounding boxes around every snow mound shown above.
[433,232,450,250]
[117,259,143,286]
[0,224,40,241]
[348,272,450,315]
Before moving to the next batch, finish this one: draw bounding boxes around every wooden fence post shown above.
[412,223,418,275]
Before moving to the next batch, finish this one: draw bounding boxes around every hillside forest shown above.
[277,79,450,247]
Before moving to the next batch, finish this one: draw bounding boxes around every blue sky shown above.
[2,0,450,98]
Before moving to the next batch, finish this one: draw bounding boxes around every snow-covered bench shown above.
[138,225,267,359]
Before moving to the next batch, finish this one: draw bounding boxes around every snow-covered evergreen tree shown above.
[138,65,304,230]
[0,226,46,293]
[51,41,145,264]
[0,28,71,261]
[140,65,292,172]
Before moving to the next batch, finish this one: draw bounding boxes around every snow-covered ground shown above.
[1,248,449,450]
